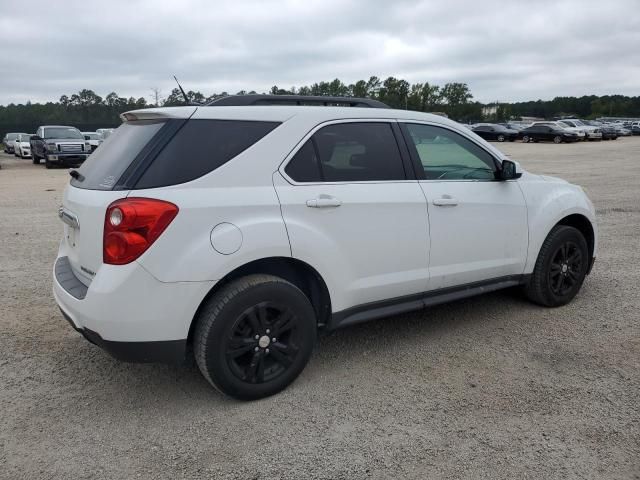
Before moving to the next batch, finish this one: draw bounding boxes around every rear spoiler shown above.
[120,107,198,122]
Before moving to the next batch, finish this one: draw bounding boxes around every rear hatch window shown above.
[71,120,165,190]
[71,119,280,190]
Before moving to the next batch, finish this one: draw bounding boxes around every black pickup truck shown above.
[30,125,90,168]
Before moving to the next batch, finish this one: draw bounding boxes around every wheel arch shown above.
[556,213,595,270]
[187,256,332,346]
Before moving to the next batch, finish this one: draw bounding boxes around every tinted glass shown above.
[135,120,280,189]
[404,123,496,180]
[71,120,166,190]
[285,140,321,182]
[312,123,405,182]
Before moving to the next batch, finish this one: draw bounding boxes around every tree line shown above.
[2,76,639,136]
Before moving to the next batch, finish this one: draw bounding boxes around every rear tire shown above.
[194,274,317,400]
[497,134,506,142]
[525,225,589,307]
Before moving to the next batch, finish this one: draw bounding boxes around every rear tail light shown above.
[103,198,178,265]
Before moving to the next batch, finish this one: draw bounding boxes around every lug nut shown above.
[255,335,260,340]
[265,348,269,354]
[254,347,259,352]
[266,329,270,334]
[272,338,276,342]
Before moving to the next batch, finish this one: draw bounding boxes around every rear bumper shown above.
[53,251,214,364]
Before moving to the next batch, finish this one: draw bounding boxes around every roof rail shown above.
[206,94,390,109]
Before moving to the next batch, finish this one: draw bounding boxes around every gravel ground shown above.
[1,139,639,480]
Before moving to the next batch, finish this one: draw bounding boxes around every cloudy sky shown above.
[1,0,639,105]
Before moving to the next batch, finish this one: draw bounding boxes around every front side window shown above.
[404,123,497,181]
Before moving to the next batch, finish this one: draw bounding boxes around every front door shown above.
[401,122,528,290]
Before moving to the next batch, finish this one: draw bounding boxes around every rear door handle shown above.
[306,196,342,208]
[432,196,458,207]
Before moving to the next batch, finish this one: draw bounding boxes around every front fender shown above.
[520,179,597,273]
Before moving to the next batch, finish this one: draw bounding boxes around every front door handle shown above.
[432,196,458,207]
[306,196,342,208]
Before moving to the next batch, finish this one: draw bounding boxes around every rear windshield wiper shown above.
[69,169,85,182]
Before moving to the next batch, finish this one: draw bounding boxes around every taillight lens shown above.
[103,198,178,265]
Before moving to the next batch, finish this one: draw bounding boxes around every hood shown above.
[45,138,85,143]
[539,174,569,184]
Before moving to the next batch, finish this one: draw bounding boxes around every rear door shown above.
[274,120,430,312]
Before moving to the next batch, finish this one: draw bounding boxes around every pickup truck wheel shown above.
[32,154,40,164]
[45,159,52,169]
[525,225,589,307]
[194,274,316,400]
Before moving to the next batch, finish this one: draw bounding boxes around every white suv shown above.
[53,95,597,400]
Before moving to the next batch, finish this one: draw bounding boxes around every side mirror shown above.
[500,159,522,180]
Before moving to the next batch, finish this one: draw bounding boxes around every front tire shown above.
[553,135,562,144]
[32,154,40,164]
[522,135,530,143]
[525,225,589,307]
[497,134,506,142]
[194,274,317,400]
[45,158,52,169]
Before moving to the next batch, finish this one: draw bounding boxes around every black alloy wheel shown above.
[525,225,589,307]
[548,241,583,297]
[194,274,316,400]
[225,302,300,384]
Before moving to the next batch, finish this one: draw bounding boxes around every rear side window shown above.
[71,120,166,190]
[135,120,280,189]
[286,122,405,183]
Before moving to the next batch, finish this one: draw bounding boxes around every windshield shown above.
[84,133,100,140]
[43,127,84,140]
[6,133,20,141]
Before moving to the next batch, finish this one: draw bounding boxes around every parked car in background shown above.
[3,132,25,153]
[500,122,527,132]
[520,124,580,143]
[472,123,519,142]
[611,124,632,136]
[96,128,115,140]
[82,132,103,152]
[53,96,597,399]
[632,125,640,135]
[31,125,90,168]
[12,133,34,158]
[583,121,618,140]
[531,122,586,140]
[558,119,602,141]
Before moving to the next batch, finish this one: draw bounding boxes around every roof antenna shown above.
[173,75,198,105]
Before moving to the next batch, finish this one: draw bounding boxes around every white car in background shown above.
[96,128,115,140]
[82,132,103,152]
[13,133,34,158]
[531,121,586,140]
[559,119,602,141]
